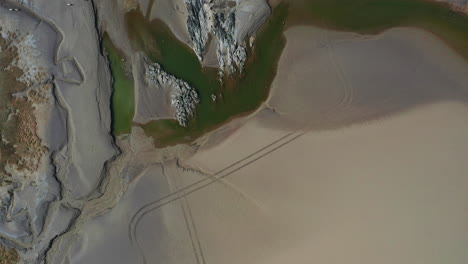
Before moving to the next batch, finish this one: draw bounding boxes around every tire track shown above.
[134,162,206,264]
[174,165,206,264]
[321,20,354,109]
[128,131,295,242]
[325,35,352,108]
[186,197,206,264]
[130,131,305,263]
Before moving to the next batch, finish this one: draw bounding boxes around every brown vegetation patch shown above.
[0,31,48,183]
[0,246,19,264]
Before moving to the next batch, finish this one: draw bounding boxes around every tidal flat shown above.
[124,5,288,146]
[106,0,468,147]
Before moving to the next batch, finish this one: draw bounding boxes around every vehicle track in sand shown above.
[129,130,305,263]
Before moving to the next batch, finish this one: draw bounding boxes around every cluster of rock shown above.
[185,0,212,61]
[214,11,247,74]
[145,62,199,126]
[184,0,270,76]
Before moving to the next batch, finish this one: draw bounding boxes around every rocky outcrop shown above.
[185,0,212,60]
[145,62,199,126]
[184,0,270,76]
[214,11,247,74]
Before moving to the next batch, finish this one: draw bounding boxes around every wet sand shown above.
[268,26,468,130]
[148,0,190,44]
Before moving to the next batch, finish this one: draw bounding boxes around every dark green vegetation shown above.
[103,34,135,136]
[118,0,468,147]
[288,0,468,59]
[125,5,288,146]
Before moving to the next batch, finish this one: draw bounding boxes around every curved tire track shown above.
[130,131,305,263]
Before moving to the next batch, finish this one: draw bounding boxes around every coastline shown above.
[125,0,468,148]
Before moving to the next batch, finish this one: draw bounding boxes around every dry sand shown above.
[182,100,468,264]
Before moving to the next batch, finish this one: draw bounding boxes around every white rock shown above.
[184,0,270,75]
[145,61,199,126]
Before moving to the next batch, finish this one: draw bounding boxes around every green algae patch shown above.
[103,34,135,136]
[288,0,468,60]
[125,4,289,147]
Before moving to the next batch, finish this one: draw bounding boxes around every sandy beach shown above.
[66,25,468,264]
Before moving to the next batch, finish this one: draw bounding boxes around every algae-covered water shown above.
[107,0,468,146]
[125,4,288,146]
[103,34,135,136]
